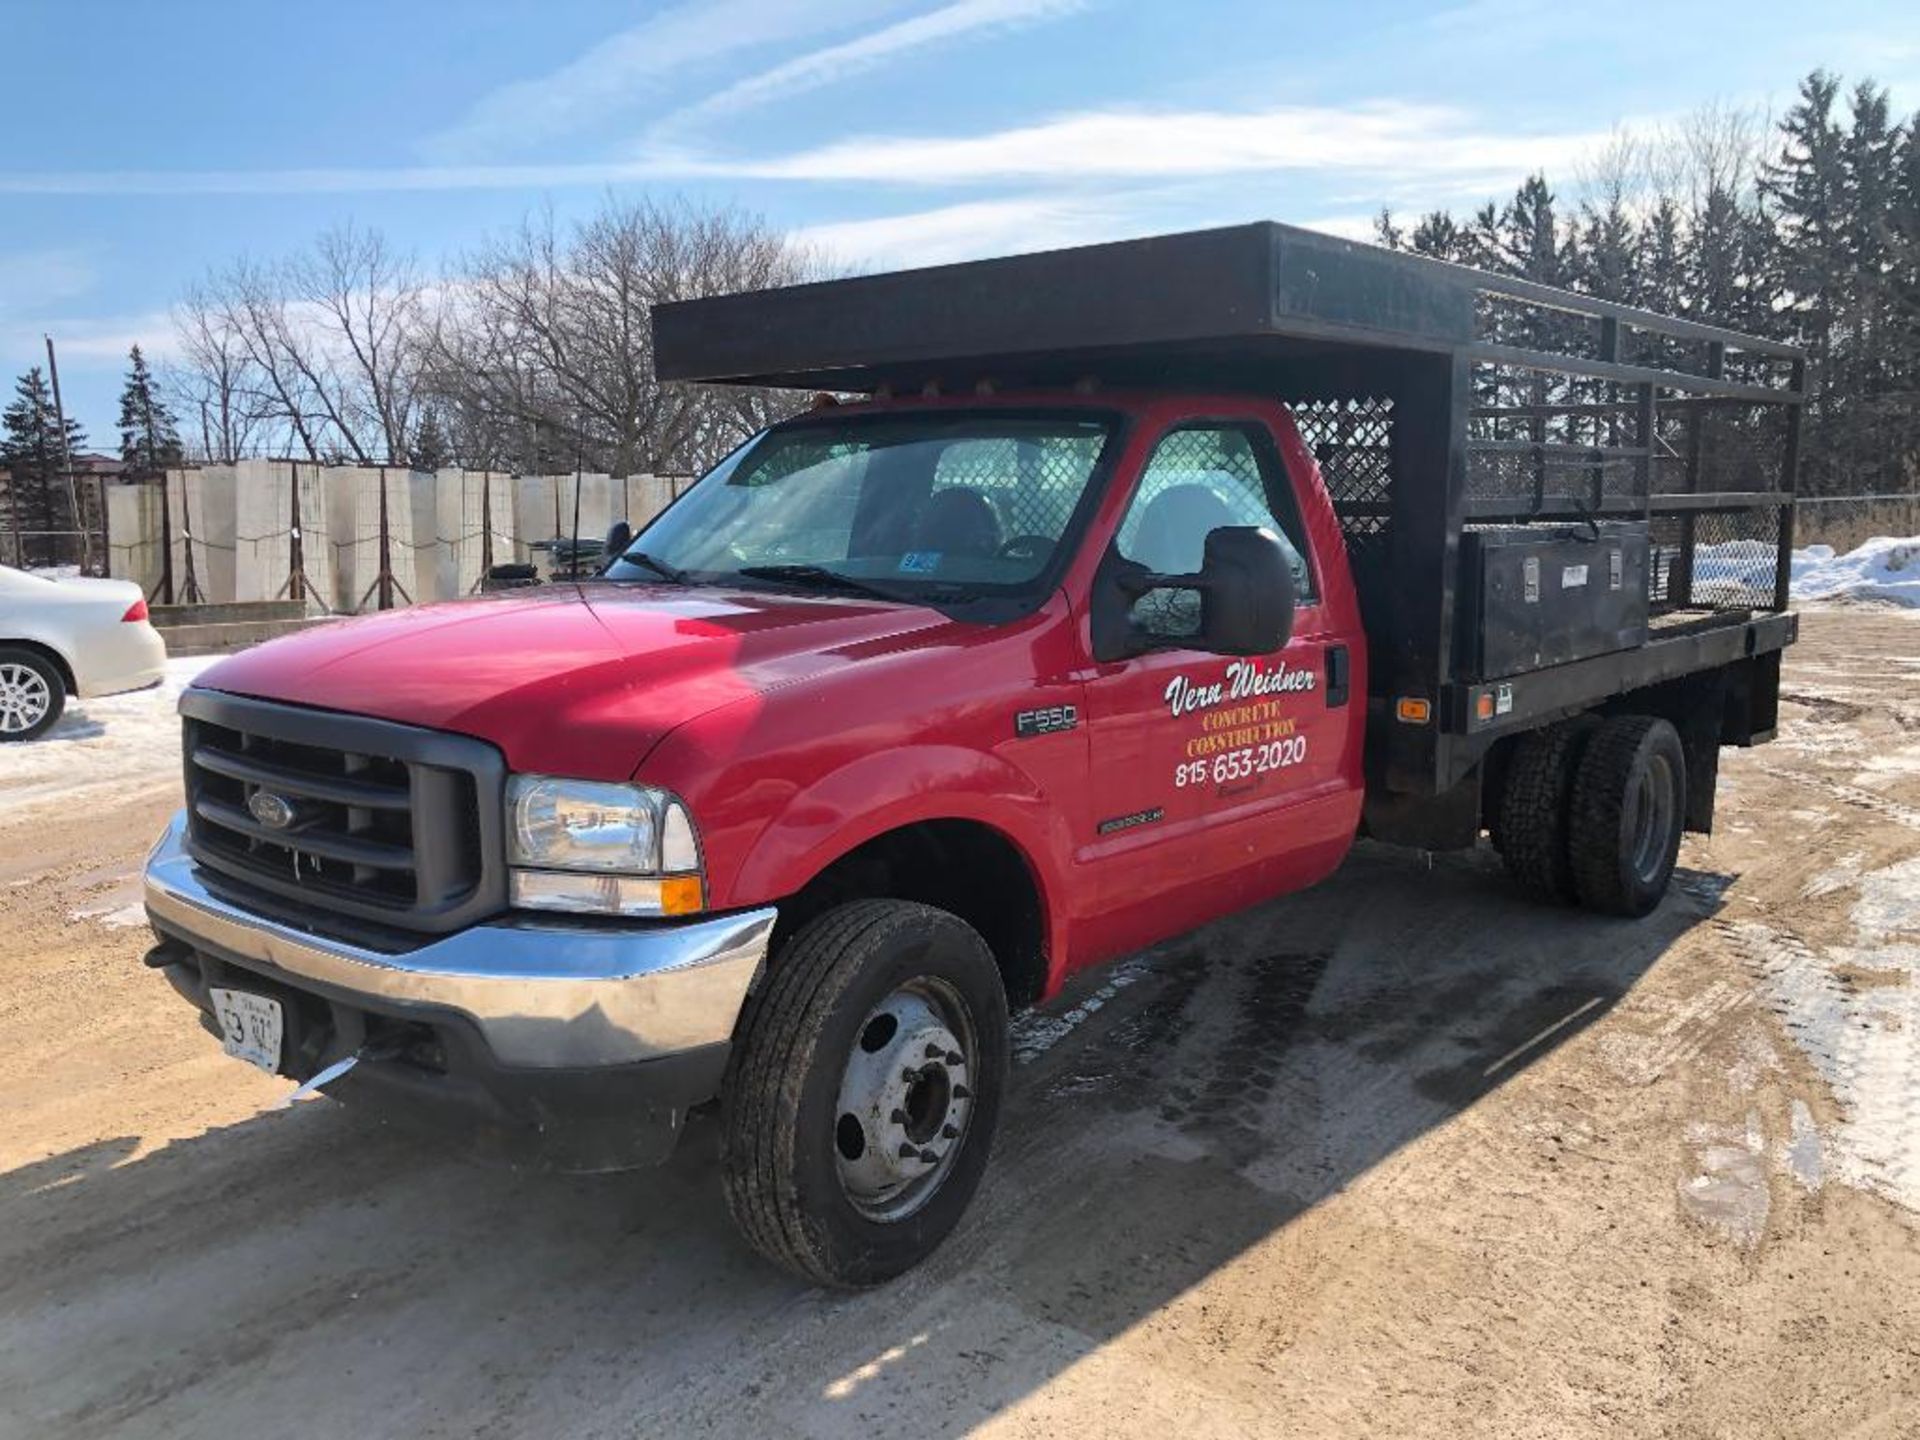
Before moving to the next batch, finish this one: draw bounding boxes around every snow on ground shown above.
[0,657,215,824]
[1696,535,1920,608]
[1792,537,1920,607]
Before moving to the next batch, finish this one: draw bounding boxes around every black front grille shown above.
[180,690,506,936]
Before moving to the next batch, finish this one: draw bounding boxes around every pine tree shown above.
[1888,114,1920,476]
[1762,71,1850,491]
[1577,192,1641,304]
[1410,211,1467,263]
[1640,197,1687,317]
[409,406,452,470]
[115,344,183,472]
[2,366,89,562]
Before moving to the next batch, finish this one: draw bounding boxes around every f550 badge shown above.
[1014,705,1078,738]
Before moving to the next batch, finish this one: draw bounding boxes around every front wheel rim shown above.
[0,663,51,734]
[832,976,978,1222]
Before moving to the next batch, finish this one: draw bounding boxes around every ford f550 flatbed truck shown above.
[144,223,1803,1286]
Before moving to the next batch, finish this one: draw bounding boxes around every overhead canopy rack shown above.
[652,222,1807,797]
[652,220,1801,402]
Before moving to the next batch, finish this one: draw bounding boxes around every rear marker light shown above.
[121,598,149,623]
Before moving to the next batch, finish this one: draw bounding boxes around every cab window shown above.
[1113,423,1316,638]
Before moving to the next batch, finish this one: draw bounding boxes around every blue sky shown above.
[3,0,1915,443]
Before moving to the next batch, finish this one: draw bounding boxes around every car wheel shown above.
[0,648,65,742]
[720,899,1009,1288]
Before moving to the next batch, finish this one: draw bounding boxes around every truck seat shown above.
[916,487,1001,558]
[1129,483,1237,575]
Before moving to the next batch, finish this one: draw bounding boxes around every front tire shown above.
[1568,715,1686,917]
[720,900,1009,1288]
[0,648,65,742]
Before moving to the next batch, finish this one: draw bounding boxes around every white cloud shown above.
[0,100,1623,200]
[0,309,177,367]
[0,247,99,312]
[1295,212,1383,242]
[687,101,1619,184]
[660,0,1089,131]
[0,161,667,196]
[423,0,901,160]
[795,195,1135,267]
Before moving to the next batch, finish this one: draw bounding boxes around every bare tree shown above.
[169,226,428,463]
[293,224,426,461]
[426,198,823,475]
[167,282,269,463]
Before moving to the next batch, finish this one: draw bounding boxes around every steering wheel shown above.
[997,534,1054,565]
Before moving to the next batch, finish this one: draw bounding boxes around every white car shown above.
[0,565,168,740]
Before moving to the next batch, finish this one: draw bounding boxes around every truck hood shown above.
[193,584,950,779]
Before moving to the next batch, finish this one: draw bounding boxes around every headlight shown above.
[506,776,703,917]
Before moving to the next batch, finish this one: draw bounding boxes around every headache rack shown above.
[654,222,1804,797]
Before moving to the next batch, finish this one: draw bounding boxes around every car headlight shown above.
[506,776,704,917]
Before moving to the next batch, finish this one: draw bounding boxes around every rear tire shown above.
[1568,715,1686,918]
[1497,716,1599,904]
[720,899,1009,1288]
[0,648,65,742]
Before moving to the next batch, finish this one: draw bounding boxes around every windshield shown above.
[604,410,1116,600]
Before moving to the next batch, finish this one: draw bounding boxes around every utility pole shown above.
[43,334,89,573]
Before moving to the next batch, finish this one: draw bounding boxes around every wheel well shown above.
[0,639,75,695]
[773,820,1049,1007]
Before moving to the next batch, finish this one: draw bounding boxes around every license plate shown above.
[209,987,283,1073]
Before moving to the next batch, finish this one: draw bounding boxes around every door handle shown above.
[1326,645,1350,707]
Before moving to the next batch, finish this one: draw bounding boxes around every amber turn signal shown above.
[1395,697,1433,724]
[658,875,705,916]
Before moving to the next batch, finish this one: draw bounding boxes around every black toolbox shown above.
[1461,522,1650,680]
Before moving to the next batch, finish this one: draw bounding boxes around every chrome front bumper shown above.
[143,812,775,1069]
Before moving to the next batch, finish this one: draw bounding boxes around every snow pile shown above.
[0,656,215,824]
[1789,537,1920,608]
[1690,535,1920,609]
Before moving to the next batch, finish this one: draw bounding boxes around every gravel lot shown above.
[2,609,1916,1439]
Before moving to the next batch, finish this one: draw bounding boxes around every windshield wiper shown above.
[734,563,916,603]
[619,550,691,584]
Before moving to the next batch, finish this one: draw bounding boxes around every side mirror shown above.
[1196,525,1296,655]
[1090,525,1296,662]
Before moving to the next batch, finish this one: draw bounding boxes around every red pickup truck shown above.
[144,224,1803,1286]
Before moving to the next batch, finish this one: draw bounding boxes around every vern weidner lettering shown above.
[1164,657,1316,718]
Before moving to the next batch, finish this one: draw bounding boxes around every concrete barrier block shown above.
[289,461,337,613]
[513,475,557,566]
[170,465,236,604]
[451,470,515,595]
[231,458,289,603]
[106,483,166,595]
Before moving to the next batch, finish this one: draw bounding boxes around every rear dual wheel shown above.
[1499,713,1686,917]
[1568,716,1686,917]
[720,900,1009,1288]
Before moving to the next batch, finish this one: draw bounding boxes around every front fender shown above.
[725,743,1072,953]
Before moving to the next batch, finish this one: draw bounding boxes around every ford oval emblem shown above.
[248,790,298,830]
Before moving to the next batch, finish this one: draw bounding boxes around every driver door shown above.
[1073,416,1352,962]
